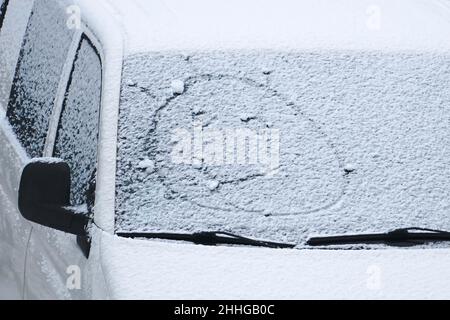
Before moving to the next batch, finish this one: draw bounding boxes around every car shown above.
[1,0,450,300]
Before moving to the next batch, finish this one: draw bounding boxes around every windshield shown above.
[115,51,450,247]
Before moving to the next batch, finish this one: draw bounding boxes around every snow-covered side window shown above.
[53,36,102,205]
[0,0,8,30]
[6,0,74,158]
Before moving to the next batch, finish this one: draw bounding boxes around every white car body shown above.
[1,0,450,299]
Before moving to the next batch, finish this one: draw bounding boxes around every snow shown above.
[69,204,88,215]
[28,157,64,164]
[104,0,450,54]
[115,50,450,247]
[71,0,124,233]
[101,232,450,299]
[53,38,102,205]
[0,0,34,115]
[6,0,75,158]
[1,0,450,300]
[0,184,28,300]
[2,0,450,248]
[137,158,155,173]
[68,0,450,238]
[170,79,185,95]
[206,180,220,191]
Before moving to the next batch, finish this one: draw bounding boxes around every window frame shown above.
[42,17,110,229]
[5,6,105,211]
[44,28,105,158]
[5,0,79,158]
[4,5,105,160]
[0,0,9,31]
[53,33,103,153]
[0,0,122,233]
[51,32,103,206]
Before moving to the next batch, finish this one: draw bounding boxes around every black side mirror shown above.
[18,158,90,236]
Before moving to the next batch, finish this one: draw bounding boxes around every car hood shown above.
[99,232,450,299]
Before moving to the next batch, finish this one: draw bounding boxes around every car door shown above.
[0,0,28,300]
[0,0,75,299]
[24,32,103,300]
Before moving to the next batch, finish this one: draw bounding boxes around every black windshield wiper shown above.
[307,227,450,247]
[117,231,296,249]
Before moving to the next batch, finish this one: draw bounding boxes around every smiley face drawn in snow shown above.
[152,75,346,216]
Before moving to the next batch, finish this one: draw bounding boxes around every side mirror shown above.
[18,158,89,236]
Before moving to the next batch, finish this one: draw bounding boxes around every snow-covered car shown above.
[1,0,450,300]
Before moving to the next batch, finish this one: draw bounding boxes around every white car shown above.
[1,0,450,300]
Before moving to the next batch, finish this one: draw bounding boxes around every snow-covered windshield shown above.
[115,51,450,247]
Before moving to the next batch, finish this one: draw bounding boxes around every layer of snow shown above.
[100,233,450,299]
[206,180,220,191]
[29,157,64,164]
[137,158,156,173]
[0,0,33,113]
[104,0,450,54]
[6,0,75,158]
[73,0,124,232]
[115,51,450,246]
[170,79,185,95]
[52,38,102,205]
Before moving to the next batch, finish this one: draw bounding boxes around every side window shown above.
[0,0,8,31]
[6,0,74,157]
[53,36,102,205]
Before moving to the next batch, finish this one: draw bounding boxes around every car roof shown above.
[83,0,450,56]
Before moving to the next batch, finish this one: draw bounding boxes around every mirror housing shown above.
[18,158,89,236]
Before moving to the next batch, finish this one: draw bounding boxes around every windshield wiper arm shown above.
[307,227,450,247]
[117,231,296,249]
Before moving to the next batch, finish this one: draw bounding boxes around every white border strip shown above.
[74,0,124,233]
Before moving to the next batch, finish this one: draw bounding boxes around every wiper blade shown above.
[117,231,296,249]
[307,227,450,247]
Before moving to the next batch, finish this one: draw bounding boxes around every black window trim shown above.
[52,33,103,155]
[51,32,103,258]
[0,0,9,31]
[52,32,103,204]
